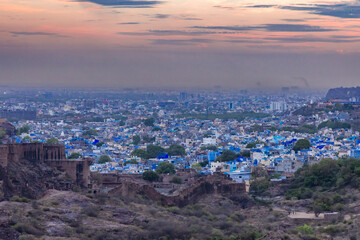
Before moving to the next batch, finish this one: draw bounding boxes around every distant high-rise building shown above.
[229,102,233,110]
[269,101,287,112]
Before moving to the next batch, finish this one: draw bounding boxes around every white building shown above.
[203,137,217,145]
[269,101,287,112]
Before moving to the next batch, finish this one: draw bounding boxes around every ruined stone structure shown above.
[107,173,246,207]
[0,143,91,187]
[46,159,91,187]
[0,143,66,167]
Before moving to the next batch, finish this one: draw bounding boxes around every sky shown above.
[1,0,360,90]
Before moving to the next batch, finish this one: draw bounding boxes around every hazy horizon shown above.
[1,0,360,89]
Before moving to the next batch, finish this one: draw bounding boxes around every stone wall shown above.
[45,158,92,187]
[0,143,67,167]
[108,174,246,207]
[44,144,66,160]
[0,143,91,188]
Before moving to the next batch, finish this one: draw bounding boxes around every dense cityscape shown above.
[2,88,358,176]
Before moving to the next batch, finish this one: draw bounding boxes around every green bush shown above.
[322,225,344,236]
[11,195,31,203]
[250,178,269,195]
[170,176,182,184]
[142,171,159,182]
[82,206,100,217]
[333,203,345,212]
[51,200,60,206]
[296,224,314,235]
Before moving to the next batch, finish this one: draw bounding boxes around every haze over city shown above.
[1,0,360,89]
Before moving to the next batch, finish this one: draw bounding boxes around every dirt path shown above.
[273,207,324,219]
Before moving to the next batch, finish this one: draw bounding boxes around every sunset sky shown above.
[1,0,360,89]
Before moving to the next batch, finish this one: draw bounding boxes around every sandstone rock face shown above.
[109,174,246,207]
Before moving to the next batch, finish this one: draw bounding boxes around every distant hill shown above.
[325,86,360,101]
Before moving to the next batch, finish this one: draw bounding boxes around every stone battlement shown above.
[0,143,66,168]
[0,143,91,187]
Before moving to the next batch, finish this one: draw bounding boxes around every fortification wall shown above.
[0,143,91,188]
[44,144,66,160]
[109,174,246,207]
[45,159,91,187]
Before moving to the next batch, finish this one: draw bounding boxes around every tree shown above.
[249,178,269,195]
[124,159,138,165]
[95,141,105,147]
[152,126,161,131]
[144,118,155,127]
[22,136,32,142]
[200,160,209,167]
[166,144,185,156]
[216,150,237,162]
[17,125,30,135]
[143,135,155,143]
[68,152,82,159]
[318,120,351,130]
[200,145,217,151]
[146,145,165,159]
[83,129,98,137]
[132,136,141,145]
[238,150,250,158]
[0,127,5,139]
[170,176,182,184]
[98,155,111,164]
[156,162,176,174]
[251,166,269,178]
[131,149,148,159]
[271,173,281,179]
[47,138,59,144]
[293,139,311,152]
[246,143,257,149]
[191,163,202,171]
[142,171,159,182]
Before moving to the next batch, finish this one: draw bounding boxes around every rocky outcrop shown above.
[325,86,360,101]
[1,158,76,200]
[108,174,246,207]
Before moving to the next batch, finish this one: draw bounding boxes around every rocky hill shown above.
[325,86,360,101]
[0,158,76,201]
